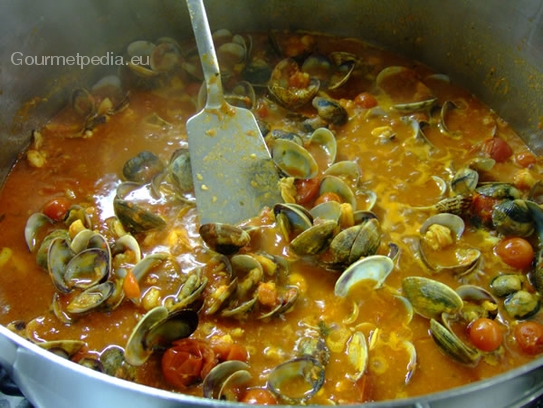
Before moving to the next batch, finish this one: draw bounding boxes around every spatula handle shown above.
[186,0,224,109]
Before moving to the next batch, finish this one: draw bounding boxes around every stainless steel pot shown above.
[1,1,543,407]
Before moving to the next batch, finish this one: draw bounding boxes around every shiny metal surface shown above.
[1,0,543,407]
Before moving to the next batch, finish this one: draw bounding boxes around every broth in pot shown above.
[1,30,543,404]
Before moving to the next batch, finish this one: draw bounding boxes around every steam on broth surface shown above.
[1,30,543,404]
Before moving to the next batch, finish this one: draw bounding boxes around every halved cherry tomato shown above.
[314,192,342,206]
[122,269,141,299]
[295,177,321,205]
[515,152,537,168]
[495,237,534,270]
[353,92,378,109]
[162,338,218,388]
[468,317,503,352]
[514,321,543,355]
[42,197,71,221]
[482,137,513,162]
[240,388,278,405]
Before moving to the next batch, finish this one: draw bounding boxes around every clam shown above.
[226,81,256,110]
[64,248,110,290]
[38,339,86,359]
[113,197,166,233]
[451,167,479,195]
[376,66,437,112]
[312,97,348,126]
[271,139,319,179]
[132,252,171,282]
[267,357,325,404]
[48,236,76,294]
[71,88,96,117]
[149,41,181,73]
[268,58,320,109]
[200,223,251,255]
[491,199,534,237]
[168,270,208,312]
[122,151,165,183]
[489,274,524,298]
[65,280,116,314]
[439,100,463,137]
[319,175,357,209]
[335,255,394,297]
[25,212,53,252]
[125,306,198,366]
[69,229,97,254]
[346,331,368,381]
[402,116,433,146]
[503,290,540,319]
[309,200,342,223]
[258,285,300,319]
[402,276,463,320]
[419,213,481,276]
[289,219,337,256]
[429,318,480,365]
[203,360,253,400]
[475,182,521,200]
[274,203,313,241]
[100,345,137,381]
[323,161,362,186]
[329,218,382,266]
[306,127,337,167]
[168,148,193,194]
[110,234,142,264]
[64,205,92,230]
[454,285,499,322]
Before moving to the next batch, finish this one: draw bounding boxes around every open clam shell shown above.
[267,356,325,404]
[203,360,252,400]
[335,255,394,297]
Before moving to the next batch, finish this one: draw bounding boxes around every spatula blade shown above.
[187,105,282,225]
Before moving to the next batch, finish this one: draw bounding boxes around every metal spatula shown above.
[185,0,282,225]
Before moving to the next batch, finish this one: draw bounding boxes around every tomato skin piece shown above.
[468,318,503,352]
[470,194,500,226]
[482,137,513,162]
[495,237,534,270]
[42,198,71,222]
[354,92,378,109]
[211,341,249,363]
[295,177,321,205]
[240,388,278,405]
[515,152,537,168]
[161,339,218,388]
[514,321,543,355]
[122,269,141,299]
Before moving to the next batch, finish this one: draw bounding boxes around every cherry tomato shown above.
[314,192,343,206]
[162,338,218,388]
[470,194,500,226]
[354,92,378,109]
[482,137,513,162]
[240,388,278,405]
[515,152,537,168]
[42,197,71,221]
[514,321,543,355]
[495,237,534,270]
[468,317,503,352]
[295,177,321,205]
